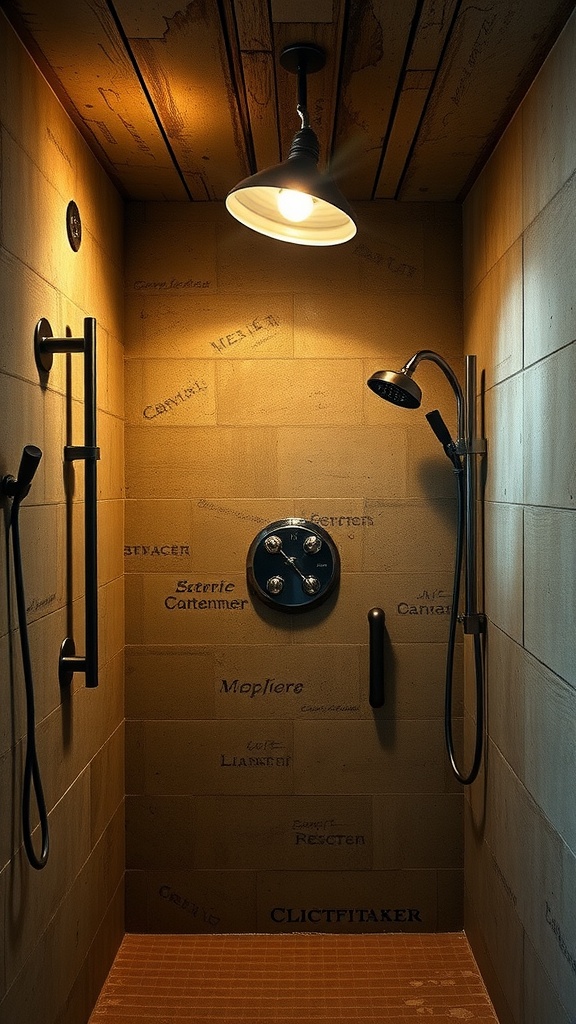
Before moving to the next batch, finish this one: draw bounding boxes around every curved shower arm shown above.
[402,350,465,441]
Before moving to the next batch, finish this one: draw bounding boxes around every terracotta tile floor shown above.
[89,932,500,1023]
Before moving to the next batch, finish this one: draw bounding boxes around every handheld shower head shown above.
[366,369,422,408]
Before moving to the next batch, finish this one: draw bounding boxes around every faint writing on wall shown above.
[300,703,359,713]
[27,592,56,614]
[210,314,280,354]
[143,379,208,420]
[220,678,304,698]
[197,499,266,526]
[398,602,451,616]
[545,901,576,976]
[270,907,422,924]
[353,243,417,277]
[165,579,248,611]
[158,885,220,926]
[291,816,365,847]
[220,739,291,768]
[125,544,190,557]
[310,514,374,528]
[133,279,210,290]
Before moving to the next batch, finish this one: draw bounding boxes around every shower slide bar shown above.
[34,317,100,688]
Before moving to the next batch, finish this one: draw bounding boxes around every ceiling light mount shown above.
[225,43,356,247]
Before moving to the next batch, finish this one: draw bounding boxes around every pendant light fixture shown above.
[226,44,357,246]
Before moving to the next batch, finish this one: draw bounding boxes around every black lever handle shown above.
[368,607,385,708]
[16,445,43,496]
[425,409,453,448]
[1,444,43,501]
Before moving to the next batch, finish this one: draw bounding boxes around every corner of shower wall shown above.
[0,13,125,1024]
[463,9,576,1023]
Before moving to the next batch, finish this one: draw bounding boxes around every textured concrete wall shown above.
[0,14,125,1024]
[124,198,465,934]
[463,11,576,1024]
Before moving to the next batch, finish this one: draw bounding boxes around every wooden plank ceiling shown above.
[1,0,574,202]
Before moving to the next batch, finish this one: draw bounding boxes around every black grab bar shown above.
[35,317,100,688]
[368,607,385,708]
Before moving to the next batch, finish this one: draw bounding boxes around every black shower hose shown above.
[444,456,484,785]
[10,497,49,869]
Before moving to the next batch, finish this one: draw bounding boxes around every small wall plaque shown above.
[246,518,340,612]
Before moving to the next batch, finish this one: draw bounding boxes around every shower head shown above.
[366,369,422,408]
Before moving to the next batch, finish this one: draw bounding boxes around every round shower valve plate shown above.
[247,518,340,612]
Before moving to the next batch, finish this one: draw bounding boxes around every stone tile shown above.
[90,724,124,846]
[483,502,523,642]
[524,934,573,1024]
[484,110,523,271]
[522,11,576,227]
[296,290,462,361]
[15,502,66,625]
[373,793,463,868]
[97,411,124,503]
[524,175,576,366]
[524,507,576,687]
[467,241,523,391]
[125,870,149,932]
[292,501,368,572]
[125,646,216,720]
[363,498,456,573]
[485,624,524,772]
[463,166,487,297]
[125,720,145,796]
[98,576,125,669]
[437,870,464,931]
[0,252,62,389]
[486,743,576,1015]
[523,343,576,509]
[98,499,124,587]
[464,818,523,1024]
[277,425,408,499]
[4,771,92,988]
[484,372,523,504]
[422,206,463,294]
[216,358,363,427]
[293,718,458,795]
[125,425,277,499]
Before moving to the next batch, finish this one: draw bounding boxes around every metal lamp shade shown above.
[225,150,357,246]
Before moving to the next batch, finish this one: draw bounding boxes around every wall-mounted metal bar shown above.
[35,317,100,688]
[368,607,385,708]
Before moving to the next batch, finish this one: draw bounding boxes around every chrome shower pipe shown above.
[402,349,465,442]
[35,317,100,688]
[461,355,486,634]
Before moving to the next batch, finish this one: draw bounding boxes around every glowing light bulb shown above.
[277,189,314,223]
